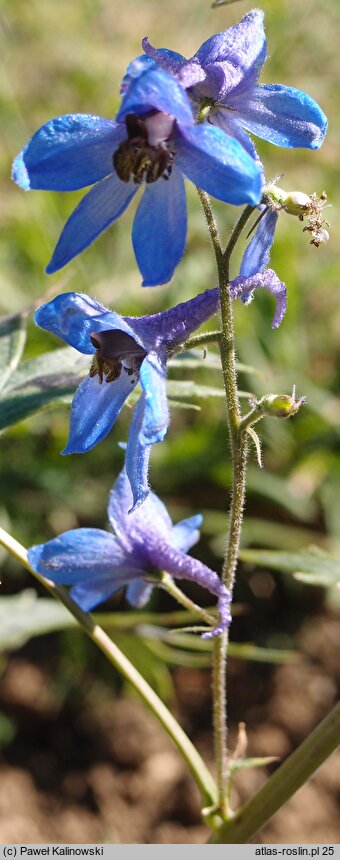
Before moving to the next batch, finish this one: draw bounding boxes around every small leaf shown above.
[169,349,261,375]
[229,756,279,775]
[138,626,298,664]
[247,426,263,468]
[239,546,340,587]
[0,312,27,395]
[167,379,251,400]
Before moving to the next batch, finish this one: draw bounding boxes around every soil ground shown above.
[0,612,339,845]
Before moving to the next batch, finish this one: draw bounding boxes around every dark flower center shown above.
[89,329,147,385]
[113,112,176,184]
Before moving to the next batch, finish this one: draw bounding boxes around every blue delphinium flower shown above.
[35,272,286,508]
[28,468,231,639]
[12,63,262,286]
[35,288,221,510]
[142,9,328,160]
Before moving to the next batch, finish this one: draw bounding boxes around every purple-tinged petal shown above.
[176,59,206,89]
[176,124,262,206]
[195,10,266,99]
[108,466,173,547]
[63,371,137,454]
[132,167,187,287]
[46,173,137,274]
[140,41,205,90]
[142,38,186,76]
[234,85,328,150]
[139,352,169,445]
[116,66,194,126]
[28,528,134,585]
[145,537,232,638]
[12,115,125,192]
[125,580,153,608]
[230,269,287,328]
[240,208,278,277]
[171,515,203,553]
[210,109,259,160]
[127,287,220,352]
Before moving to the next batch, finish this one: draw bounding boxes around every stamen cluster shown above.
[113,113,175,184]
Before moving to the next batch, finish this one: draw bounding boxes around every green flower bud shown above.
[266,185,312,217]
[263,184,329,248]
[257,391,305,419]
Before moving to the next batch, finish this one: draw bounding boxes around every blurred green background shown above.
[0,0,339,668]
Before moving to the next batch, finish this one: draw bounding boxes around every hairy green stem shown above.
[183,330,222,350]
[198,192,255,817]
[209,701,340,843]
[222,205,255,265]
[0,525,218,808]
[197,189,224,277]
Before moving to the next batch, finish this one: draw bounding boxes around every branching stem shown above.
[197,188,255,818]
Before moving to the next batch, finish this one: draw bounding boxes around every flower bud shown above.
[257,391,305,419]
[266,185,312,217]
[264,184,329,248]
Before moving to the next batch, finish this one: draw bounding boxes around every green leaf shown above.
[239,546,340,587]
[229,756,279,775]
[0,346,88,431]
[138,626,298,664]
[0,590,76,651]
[167,379,251,400]
[169,349,261,375]
[0,312,27,395]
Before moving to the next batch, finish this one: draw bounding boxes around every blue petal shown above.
[240,208,278,277]
[195,10,266,98]
[70,575,129,611]
[116,66,193,126]
[132,167,187,286]
[121,54,156,94]
[35,292,146,355]
[234,85,328,150]
[171,515,203,553]
[28,528,134,585]
[46,173,137,274]
[176,124,262,206]
[139,352,168,445]
[125,580,153,608]
[108,465,173,545]
[12,115,124,191]
[210,109,259,160]
[125,394,152,511]
[63,371,137,454]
